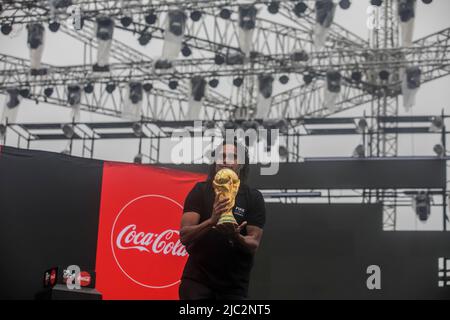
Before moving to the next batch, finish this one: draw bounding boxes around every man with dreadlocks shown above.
[179,140,266,300]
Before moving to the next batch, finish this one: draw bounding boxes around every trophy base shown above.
[217,214,238,225]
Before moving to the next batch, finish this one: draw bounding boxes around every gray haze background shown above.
[1,0,449,230]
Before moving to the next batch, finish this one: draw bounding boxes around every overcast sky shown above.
[1,0,449,230]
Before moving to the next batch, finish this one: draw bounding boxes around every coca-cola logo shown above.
[111,194,188,289]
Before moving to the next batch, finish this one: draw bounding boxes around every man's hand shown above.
[210,194,230,225]
[214,221,247,237]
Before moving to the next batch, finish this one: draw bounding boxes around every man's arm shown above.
[231,223,263,255]
[180,197,229,250]
[179,212,215,250]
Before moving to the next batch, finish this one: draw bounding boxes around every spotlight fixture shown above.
[279,145,289,159]
[430,116,444,133]
[132,122,144,137]
[370,0,383,6]
[0,124,6,137]
[190,10,202,21]
[414,191,431,222]
[214,53,225,65]
[1,23,12,35]
[48,21,60,32]
[105,82,116,93]
[422,0,432,3]
[303,73,313,85]
[279,75,289,85]
[339,0,351,9]
[351,70,363,82]
[44,87,54,97]
[208,79,219,88]
[219,8,231,20]
[379,70,390,81]
[268,1,280,14]
[145,10,157,25]
[143,83,153,92]
[84,83,94,94]
[181,44,192,57]
[120,16,133,27]
[352,144,365,158]
[19,88,31,98]
[233,77,243,87]
[168,80,178,90]
[138,32,152,46]
[293,1,308,17]
[433,144,445,157]
[356,118,368,133]
[62,124,75,139]
[134,153,143,164]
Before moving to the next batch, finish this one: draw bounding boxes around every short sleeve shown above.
[246,189,266,229]
[183,182,204,215]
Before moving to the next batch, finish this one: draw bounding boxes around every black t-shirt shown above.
[181,180,266,297]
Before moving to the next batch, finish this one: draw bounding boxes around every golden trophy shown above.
[212,168,241,225]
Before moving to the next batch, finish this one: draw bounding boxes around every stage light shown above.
[430,116,443,133]
[326,70,341,93]
[181,44,192,57]
[268,2,280,14]
[370,0,383,6]
[303,73,314,85]
[190,10,202,21]
[352,144,365,158]
[49,21,60,32]
[402,66,421,109]
[95,16,114,71]
[120,16,133,27]
[293,1,308,17]
[105,83,116,93]
[19,88,31,98]
[422,0,432,4]
[67,85,81,106]
[138,32,152,46]
[62,123,75,139]
[379,70,390,80]
[143,83,153,92]
[233,77,243,87]
[84,83,93,94]
[214,53,225,65]
[433,144,445,157]
[190,76,206,102]
[290,50,309,62]
[132,122,143,137]
[356,118,368,133]
[279,145,289,159]
[413,191,431,222]
[219,8,231,20]
[339,0,351,9]
[168,80,178,90]
[239,4,257,30]
[145,10,157,25]
[209,79,219,88]
[44,87,54,97]
[204,120,215,130]
[351,70,362,82]
[226,51,245,65]
[6,89,20,109]
[241,120,259,132]
[168,10,186,37]
[129,82,143,104]
[258,75,274,99]
[279,75,289,85]
[134,153,143,164]
[223,120,238,131]
[1,23,12,35]
[405,66,421,89]
[398,0,415,23]
[0,124,6,137]
[154,59,173,69]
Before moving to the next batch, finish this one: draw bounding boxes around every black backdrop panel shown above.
[161,159,446,189]
[0,146,103,299]
[249,203,450,299]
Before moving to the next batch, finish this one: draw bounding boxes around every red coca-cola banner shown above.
[95,161,206,299]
